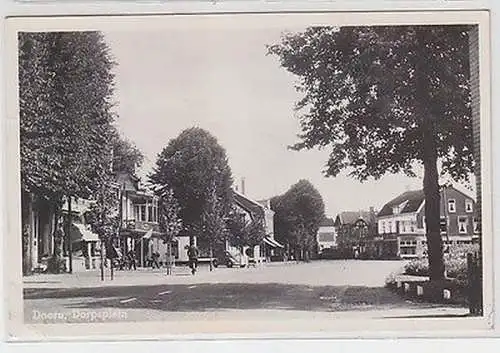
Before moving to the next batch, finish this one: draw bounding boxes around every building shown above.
[115,172,163,267]
[232,191,284,263]
[316,217,336,255]
[334,209,377,258]
[377,185,478,259]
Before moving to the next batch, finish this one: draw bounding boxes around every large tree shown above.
[271,180,325,261]
[149,127,234,246]
[268,26,473,279]
[19,31,116,274]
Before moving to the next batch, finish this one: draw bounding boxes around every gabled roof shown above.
[320,217,335,227]
[335,211,375,226]
[377,189,425,217]
[233,190,265,219]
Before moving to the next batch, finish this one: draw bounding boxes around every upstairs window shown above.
[448,199,456,213]
[458,216,468,234]
[473,218,480,234]
[465,200,474,213]
[440,217,447,234]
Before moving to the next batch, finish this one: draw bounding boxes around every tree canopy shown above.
[111,132,144,176]
[149,127,234,241]
[226,208,266,248]
[19,31,116,202]
[271,180,325,260]
[268,25,474,279]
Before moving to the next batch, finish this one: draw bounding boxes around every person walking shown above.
[127,249,137,271]
[152,251,161,269]
[187,245,199,275]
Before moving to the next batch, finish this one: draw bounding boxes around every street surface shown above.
[23,260,469,323]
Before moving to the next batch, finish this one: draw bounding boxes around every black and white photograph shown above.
[4,11,493,339]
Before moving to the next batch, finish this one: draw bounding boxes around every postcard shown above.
[3,10,493,340]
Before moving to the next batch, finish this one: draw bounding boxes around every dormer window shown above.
[465,200,473,213]
[448,199,456,213]
[392,200,408,215]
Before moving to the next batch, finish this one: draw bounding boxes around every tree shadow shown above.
[24,283,464,314]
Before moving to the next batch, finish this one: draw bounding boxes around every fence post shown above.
[468,252,483,316]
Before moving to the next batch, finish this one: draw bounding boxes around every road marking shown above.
[120,297,137,303]
[150,299,162,303]
[188,285,197,289]
[157,290,171,296]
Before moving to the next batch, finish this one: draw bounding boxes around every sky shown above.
[103,26,457,218]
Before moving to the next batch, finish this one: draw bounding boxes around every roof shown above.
[319,217,335,227]
[233,190,265,219]
[377,189,425,217]
[336,211,376,226]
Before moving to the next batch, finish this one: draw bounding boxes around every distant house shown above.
[316,217,336,254]
[232,191,284,262]
[377,185,478,259]
[334,209,377,258]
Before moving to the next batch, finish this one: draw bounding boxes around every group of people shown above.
[112,245,200,275]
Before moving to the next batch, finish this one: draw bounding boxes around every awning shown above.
[142,229,153,239]
[263,237,284,248]
[71,223,99,242]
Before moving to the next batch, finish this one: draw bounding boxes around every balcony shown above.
[122,219,160,234]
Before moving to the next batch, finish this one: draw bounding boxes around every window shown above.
[465,200,473,213]
[440,217,447,234]
[448,199,456,213]
[379,221,385,234]
[134,198,159,223]
[473,218,480,234]
[458,216,468,234]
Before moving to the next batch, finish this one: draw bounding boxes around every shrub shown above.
[403,244,479,283]
[404,258,429,277]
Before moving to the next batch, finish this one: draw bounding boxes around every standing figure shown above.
[187,245,199,275]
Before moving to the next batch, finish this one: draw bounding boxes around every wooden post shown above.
[141,238,144,268]
[100,239,104,281]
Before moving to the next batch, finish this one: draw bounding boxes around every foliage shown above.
[268,25,474,278]
[226,208,266,248]
[84,180,120,242]
[149,127,234,240]
[111,132,144,176]
[271,180,325,259]
[157,187,183,243]
[267,26,473,181]
[404,244,479,281]
[19,31,117,202]
[199,192,228,246]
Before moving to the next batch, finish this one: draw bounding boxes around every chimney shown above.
[241,177,246,195]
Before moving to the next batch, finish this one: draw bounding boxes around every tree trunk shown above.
[21,191,33,276]
[416,28,445,281]
[209,243,213,271]
[67,196,73,273]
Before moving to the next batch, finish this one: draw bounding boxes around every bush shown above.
[403,244,479,282]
